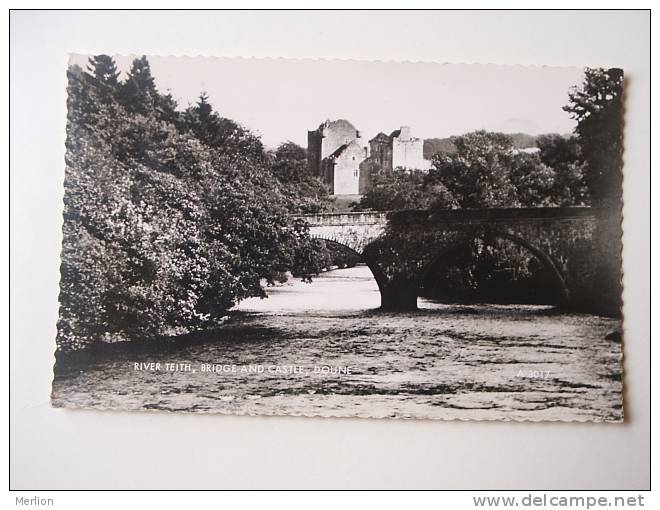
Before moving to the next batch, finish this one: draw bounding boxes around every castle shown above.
[307,119,431,195]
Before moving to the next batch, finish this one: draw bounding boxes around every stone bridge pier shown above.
[296,208,619,315]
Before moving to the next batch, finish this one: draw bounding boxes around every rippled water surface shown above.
[52,266,623,421]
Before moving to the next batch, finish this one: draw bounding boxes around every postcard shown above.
[51,55,624,422]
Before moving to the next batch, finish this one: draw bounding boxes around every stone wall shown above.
[320,120,361,159]
[368,135,394,172]
[331,142,365,195]
[358,159,377,194]
[392,136,427,170]
[307,129,323,177]
[300,212,387,253]
[308,119,365,193]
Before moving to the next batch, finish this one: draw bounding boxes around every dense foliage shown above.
[421,237,561,305]
[563,68,624,210]
[563,68,624,314]
[422,132,538,160]
[353,68,623,305]
[59,56,333,352]
[269,141,335,214]
[356,130,588,212]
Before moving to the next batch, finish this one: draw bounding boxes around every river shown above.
[51,265,623,422]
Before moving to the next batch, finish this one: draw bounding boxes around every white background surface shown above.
[9,10,650,489]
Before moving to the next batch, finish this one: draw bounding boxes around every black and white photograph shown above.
[49,55,626,422]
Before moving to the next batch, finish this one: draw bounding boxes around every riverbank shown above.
[52,266,623,422]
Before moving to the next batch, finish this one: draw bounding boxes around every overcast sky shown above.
[70,54,585,149]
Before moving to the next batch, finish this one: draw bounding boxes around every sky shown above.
[70,54,585,149]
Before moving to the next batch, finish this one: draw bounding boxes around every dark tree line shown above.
[59,55,334,352]
[564,68,624,314]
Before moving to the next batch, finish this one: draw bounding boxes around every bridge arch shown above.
[311,236,363,258]
[420,229,570,306]
[311,236,390,293]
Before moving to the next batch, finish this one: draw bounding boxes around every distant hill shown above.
[423,138,457,159]
[508,133,539,150]
[423,132,540,160]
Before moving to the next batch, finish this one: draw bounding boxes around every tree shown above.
[563,68,624,315]
[289,219,333,282]
[181,92,265,161]
[563,68,624,209]
[355,168,454,211]
[118,56,158,114]
[426,131,588,209]
[420,131,588,304]
[59,56,311,352]
[428,131,520,208]
[86,55,120,103]
[154,91,180,124]
[536,134,589,206]
[271,141,308,182]
[65,65,99,131]
[508,151,556,207]
[271,141,333,214]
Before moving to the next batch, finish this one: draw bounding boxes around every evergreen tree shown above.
[86,54,119,102]
[181,92,265,160]
[118,56,158,114]
[154,91,180,124]
[65,65,98,130]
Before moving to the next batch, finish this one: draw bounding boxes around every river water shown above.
[51,265,623,422]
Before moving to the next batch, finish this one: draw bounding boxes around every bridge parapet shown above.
[297,211,388,227]
[388,207,596,225]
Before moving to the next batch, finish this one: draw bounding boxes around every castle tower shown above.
[390,126,429,170]
[307,119,366,195]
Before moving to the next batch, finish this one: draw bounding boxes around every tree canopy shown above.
[563,67,624,209]
[59,55,331,352]
[355,130,588,212]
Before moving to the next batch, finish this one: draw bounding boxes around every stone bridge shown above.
[298,211,388,254]
[295,208,620,315]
